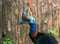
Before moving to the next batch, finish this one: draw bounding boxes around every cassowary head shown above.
[22,7,32,21]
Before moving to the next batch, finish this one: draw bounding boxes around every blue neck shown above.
[29,22,37,36]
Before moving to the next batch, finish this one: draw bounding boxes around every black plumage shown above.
[29,32,58,44]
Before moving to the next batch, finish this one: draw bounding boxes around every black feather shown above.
[29,32,58,44]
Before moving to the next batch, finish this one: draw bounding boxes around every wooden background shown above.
[0,0,60,44]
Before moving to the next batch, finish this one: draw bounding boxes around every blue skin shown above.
[19,16,37,37]
[27,16,37,37]
[29,20,37,37]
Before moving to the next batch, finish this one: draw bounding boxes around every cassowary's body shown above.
[29,32,58,44]
[28,19,58,44]
[20,8,58,44]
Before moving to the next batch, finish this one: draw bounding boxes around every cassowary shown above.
[19,7,58,44]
